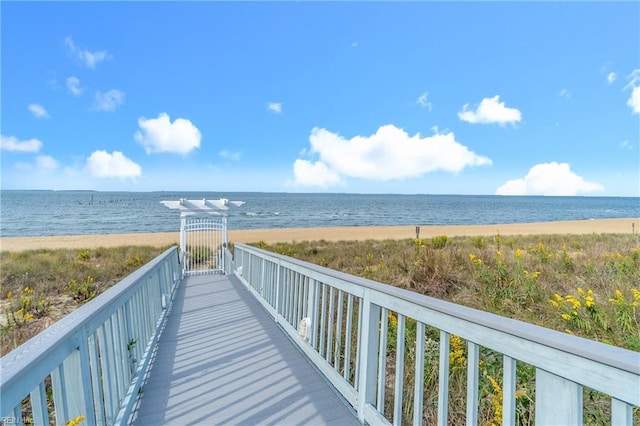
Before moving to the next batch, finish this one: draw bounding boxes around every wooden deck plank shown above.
[131,274,358,425]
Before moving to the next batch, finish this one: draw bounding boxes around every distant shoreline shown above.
[1,218,638,252]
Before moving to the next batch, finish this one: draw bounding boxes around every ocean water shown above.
[0,190,638,237]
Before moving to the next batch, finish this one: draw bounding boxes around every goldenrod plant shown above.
[257,232,639,424]
[1,246,169,356]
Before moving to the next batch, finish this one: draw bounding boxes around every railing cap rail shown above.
[235,243,640,375]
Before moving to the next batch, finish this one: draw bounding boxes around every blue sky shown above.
[2,2,639,196]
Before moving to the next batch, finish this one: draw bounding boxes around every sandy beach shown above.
[1,218,638,252]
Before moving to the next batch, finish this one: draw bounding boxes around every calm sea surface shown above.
[0,190,638,237]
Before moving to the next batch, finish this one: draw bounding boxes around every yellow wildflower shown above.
[609,290,624,305]
[449,334,466,367]
[487,375,501,393]
[576,287,584,296]
[23,313,34,321]
[561,313,571,321]
[387,311,398,328]
[585,290,595,308]
[565,295,581,309]
[515,248,522,258]
[486,375,503,424]
[66,416,86,426]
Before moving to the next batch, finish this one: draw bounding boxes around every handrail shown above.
[0,246,182,426]
[233,243,640,425]
[224,247,234,276]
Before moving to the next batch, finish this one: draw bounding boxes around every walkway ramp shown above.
[131,274,358,425]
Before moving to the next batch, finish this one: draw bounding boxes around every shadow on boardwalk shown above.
[131,274,358,425]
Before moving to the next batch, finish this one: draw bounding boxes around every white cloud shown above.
[626,69,640,114]
[557,89,571,99]
[135,113,201,155]
[291,125,492,187]
[620,140,632,150]
[626,69,640,86]
[627,86,640,114]
[94,89,125,112]
[0,135,43,153]
[66,76,83,96]
[458,95,522,126]
[85,150,142,178]
[607,72,617,84]
[64,36,110,69]
[496,162,603,196]
[416,92,432,111]
[351,42,359,48]
[219,150,241,161]
[28,104,50,119]
[35,155,60,170]
[293,159,343,187]
[267,102,282,114]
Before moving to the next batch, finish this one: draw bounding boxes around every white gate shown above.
[182,216,226,275]
[161,198,245,277]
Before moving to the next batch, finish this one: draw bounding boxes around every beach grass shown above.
[0,245,171,355]
[253,232,639,425]
[1,230,638,424]
[255,233,640,350]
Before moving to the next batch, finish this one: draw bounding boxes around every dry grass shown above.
[0,245,170,356]
[1,234,637,424]
[254,233,640,425]
[255,233,640,350]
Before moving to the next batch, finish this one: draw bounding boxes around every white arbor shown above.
[161,198,244,275]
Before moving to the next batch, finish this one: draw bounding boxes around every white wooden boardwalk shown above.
[131,274,358,426]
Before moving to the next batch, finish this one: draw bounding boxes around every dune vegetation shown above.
[0,246,170,356]
[1,232,638,424]
[254,233,639,350]
[253,232,639,425]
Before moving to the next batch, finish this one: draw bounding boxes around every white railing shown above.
[0,246,181,426]
[232,243,640,425]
